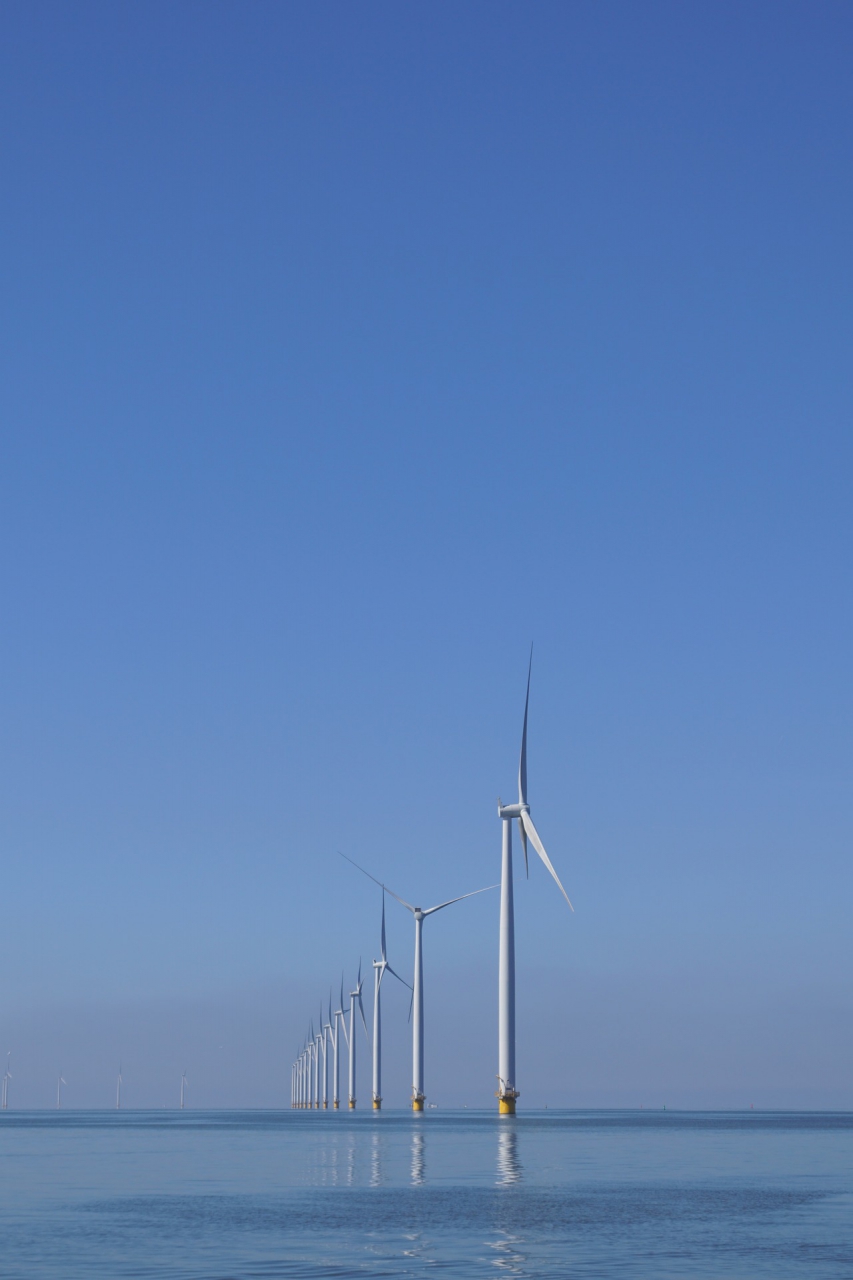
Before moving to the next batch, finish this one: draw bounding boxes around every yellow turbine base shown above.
[333,1101,339,1109]
[323,1102,328,1109]
[373,1099,381,1109]
[498,1097,516,1115]
[348,1100,356,1109]
[412,1098,424,1112]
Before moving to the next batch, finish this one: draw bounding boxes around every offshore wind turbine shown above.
[333,978,348,1109]
[116,1063,122,1110]
[322,1000,333,1109]
[342,854,496,1111]
[180,1070,188,1110]
[370,890,411,1109]
[2,1054,10,1109]
[57,1074,66,1109]
[347,962,368,1109]
[496,652,572,1114]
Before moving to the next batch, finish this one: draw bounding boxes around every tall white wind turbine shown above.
[2,1054,10,1110]
[180,1070,188,1110]
[342,854,496,1111]
[116,1063,122,1110]
[323,1000,334,1109]
[347,962,368,1109]
[370,890,410,1109]
[496,652,572,1114]
[57,1074,66,1109]
[333,979,348,1109]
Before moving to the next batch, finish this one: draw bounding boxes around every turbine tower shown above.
[180,1070,188,1110]
[496,652,572,1114]
[2,1054,10,1110]
[57,1074,66,1109]
[333,979,348,1109]
[116,1063,122,1110]
[347,962,368,1108]
[342,854,496,1111]
[371,890,410,1109]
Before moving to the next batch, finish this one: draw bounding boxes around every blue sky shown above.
[1,1,851,1108]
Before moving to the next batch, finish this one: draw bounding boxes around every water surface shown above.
[1,1110,851,1278]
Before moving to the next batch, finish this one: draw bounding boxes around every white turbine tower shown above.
[314,1016,323,1109]
[180,1070,188,1110]
[322,1001,332,1109]
[496,652,572,1114]
[116,1063,122,1110]
[370,890,410,1109]
[333,979,348,1109]
[2,1054,10,1110]
[342,854,496,1111]
[347,962,368,1109]
[57,1074,66,1109]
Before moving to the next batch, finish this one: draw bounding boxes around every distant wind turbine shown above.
[116,1063,122,1110]
[370,890,411,1109]
[333,978,348,1109]
[342,853,497,1111]
[180,1070,188,1110]
[347,962,368,1109]
[57,1073,66,1109]
[495,651,572,1113]
[2,1054,10,1110]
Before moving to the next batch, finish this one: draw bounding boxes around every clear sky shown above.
[1,1,851,1109]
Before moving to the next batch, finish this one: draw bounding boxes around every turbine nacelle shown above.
[498,802,526,820]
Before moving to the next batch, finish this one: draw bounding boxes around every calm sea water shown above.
[0,1110,851,1279]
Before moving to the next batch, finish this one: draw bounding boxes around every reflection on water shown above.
[370,1129,382,1187]
[488,1231,528,1275]
[496,1124,522,1187]
[411,1126,426,1185]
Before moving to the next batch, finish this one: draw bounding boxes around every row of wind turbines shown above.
[292,656,573,1114]
[0,1066,191,1110]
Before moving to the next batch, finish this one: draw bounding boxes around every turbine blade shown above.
[518,645,532,805]
[518,817,529,877]
[423,884,500,915]
[380,891,387,962]
[340,851,415,912]
[385,963,413,991]
[358,989,369,1042]
[520,809,574,910]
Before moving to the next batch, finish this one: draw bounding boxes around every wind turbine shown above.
[116,1063,122,1110]
[2,1054,10,1110]
[347,962,368,1108]
[342,853,497,1111]
[180,1070,188,1110]
[496,652,572,1113]
[322,1001,332,1109]
[333,978,348,1109]
[314,1016,323,1109]
[370,890,411,1109]
[57,1073,66,1109]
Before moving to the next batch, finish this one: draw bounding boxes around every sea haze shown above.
[0,1110,851,1279]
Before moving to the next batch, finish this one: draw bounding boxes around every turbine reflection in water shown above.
[411,1126,426,1185]
[496,1124,522,1187]
[370,1129,382,1187]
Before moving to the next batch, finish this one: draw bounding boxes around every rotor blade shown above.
[423,884,500,915]
[407,985,414,1023]
[518,645,532,805]
[339,1012,349,1050]
[520,809,574,910]
[339,851,415,913]
[385,963,413,991]
[358,989,369,1042]
[340,974,345,1013]
[380,891,387,962]
[518,816,529,877]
